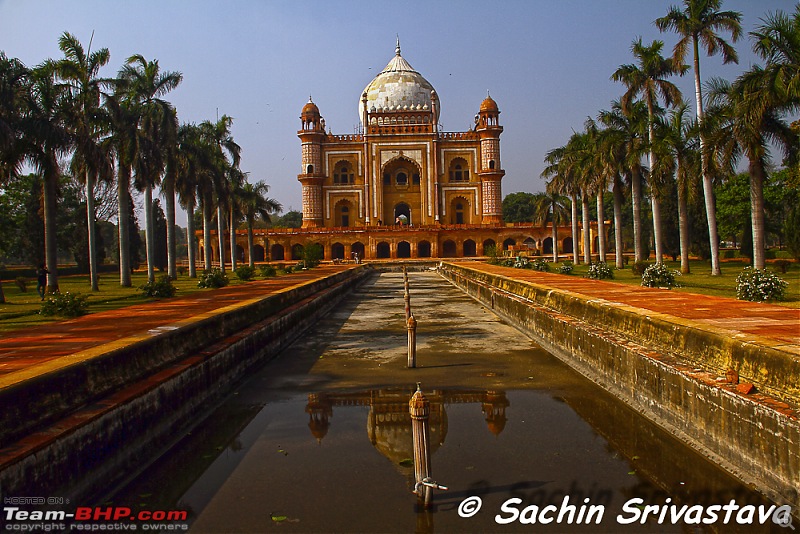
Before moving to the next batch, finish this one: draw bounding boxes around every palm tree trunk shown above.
[613,176,624,269]
[693,36,721,276]
[86,170,99,291]
[203,200,212,270]
[749,159,767,270]
[677,174,691,274]
[570,193,579,264]
[0,281,5,304]
[248,220,255,268]
[217,204,226,272]
[229,207,237,271]
[631,171,643,262]
[551,209,558,263]
[164,179,177,280]
[582,194,591,264]
[44,168,59,293]
[651,194,664,264]
[118,164,131,287]
[596,191,606,263]
[186,197,197,278]
[647,105,663,265]
[145,183,155,283]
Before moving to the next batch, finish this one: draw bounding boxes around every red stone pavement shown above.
[467,263,800,352]
[0,262,798,384]
[0,264,353,379]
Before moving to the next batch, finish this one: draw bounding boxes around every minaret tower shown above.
[476,93,504,224]
[298,97,326,228]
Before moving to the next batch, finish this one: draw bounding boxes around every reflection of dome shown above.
[306,393,333,443]
[359,40,438,126]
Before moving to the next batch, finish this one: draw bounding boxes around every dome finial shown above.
[308,94,313,103]
[396,35,401,56]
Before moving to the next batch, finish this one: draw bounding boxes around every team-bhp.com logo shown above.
[4,506,188,530]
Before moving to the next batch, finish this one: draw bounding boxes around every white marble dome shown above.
[359,42,438,126]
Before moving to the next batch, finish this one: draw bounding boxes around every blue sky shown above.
[1,0,795,225]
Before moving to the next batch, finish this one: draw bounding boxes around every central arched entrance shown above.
[382,156,422,226]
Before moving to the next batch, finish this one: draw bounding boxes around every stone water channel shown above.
[104,271,772,533]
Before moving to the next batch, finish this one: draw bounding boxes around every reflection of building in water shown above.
[305,389,509,468]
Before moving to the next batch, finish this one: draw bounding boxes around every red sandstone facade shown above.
[200,42,598,263]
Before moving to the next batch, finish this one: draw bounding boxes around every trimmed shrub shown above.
[485,244,500,264]
[139,275,177,298]
[15,277,27,292]
[558,261,574,275]
[40,291,90,317]
[300,243,323,269]
[260,265,277,277]
[735,267,788,302]
[586,261,614,280]
[631,260,651,277]
[640,263,681,289]
[280,265,294,275]
[198,268,229,289]
[772,259,791,274]
[234,265,256,281]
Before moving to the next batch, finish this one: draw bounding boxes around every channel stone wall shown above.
[439,262,799,510]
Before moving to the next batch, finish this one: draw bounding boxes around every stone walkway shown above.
[467,263,800,353]
[1,261,798,390]
[0,264,353,385]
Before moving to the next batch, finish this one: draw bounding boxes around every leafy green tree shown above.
[501,192,537,223]
[785,206,800,260]
[612,38,688,264]
[656,0,743,275]
[273,210,303,228]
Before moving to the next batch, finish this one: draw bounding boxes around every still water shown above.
[107,272,774,533]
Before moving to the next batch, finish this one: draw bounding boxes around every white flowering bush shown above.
[531,258,549,272]
[735,267,788,302]
[558,260,574,274]
[586,261,614,280]
[641,263,681,289]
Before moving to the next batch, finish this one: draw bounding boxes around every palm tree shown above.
[162,106,180,280]
[200,115,241,273]
[654,103,700,273]
[599,101,649,266]
[0,52,31,302]
[174,122,206,277]
[104,85,139,286]
[613,38,688,263]
[239,180,282,267]
[24,63,72,294]
[227,166,247,270]
[706,7,799,270]
[543,140,582,263]
[656,0,743,276]
[532,191,569,262]
[54,32,113,291]
[119,54,182,282]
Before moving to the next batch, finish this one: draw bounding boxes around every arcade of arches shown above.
[198,223,603,263]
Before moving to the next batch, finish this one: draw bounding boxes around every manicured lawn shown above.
[558,259,800,308]
[0,268,275,334]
